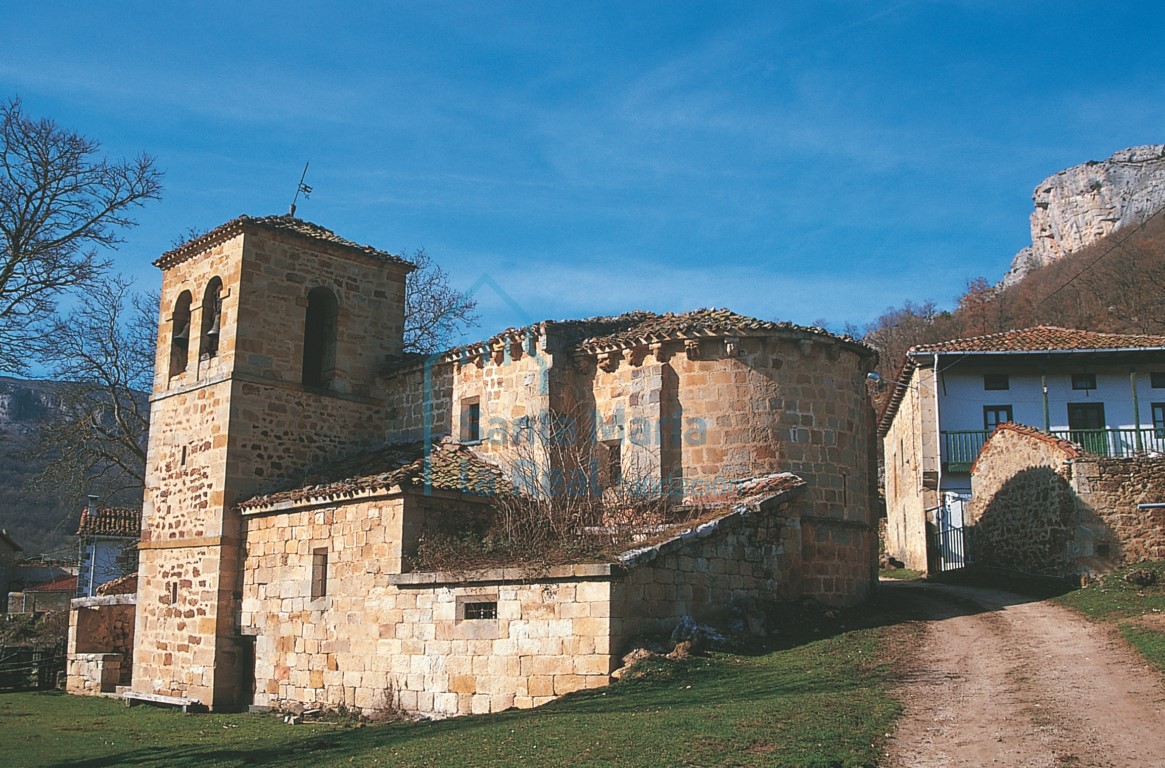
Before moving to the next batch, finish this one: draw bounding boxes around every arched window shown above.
[200,278,223,360]
[302,287,338,388]
[169,292,193,377]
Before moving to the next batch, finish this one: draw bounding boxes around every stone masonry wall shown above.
[799,519,877,606]
[614,499,803,643]
[967,427,1080,574]
[969,427,1165,575]
[882,365,934,572]
[67,595,136,694]
[382,361,454,444]
[1073,456,1165,563]
[241,493,615,718]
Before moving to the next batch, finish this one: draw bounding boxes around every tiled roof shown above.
[909,326,1165,355]
[434,312,655,363]
[27,575,77,593]
[96,573,138,596]
[878,326,1165,435]
[577,308,873,356]
[77,507,141,538]
[238,439,506,511]
[971,423,1083,474]
[154,215,415,270]
[399,308,874,371]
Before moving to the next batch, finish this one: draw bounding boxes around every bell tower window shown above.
[169,291,193,377]
[302,287,339,388]
[200,278,223,360]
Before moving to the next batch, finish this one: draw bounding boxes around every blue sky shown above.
[4,1,1165,343]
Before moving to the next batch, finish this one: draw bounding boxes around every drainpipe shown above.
[86,494,99,598]
[1048,372,1057,433]
[1131,368,1143,453]
[933,353,943,514]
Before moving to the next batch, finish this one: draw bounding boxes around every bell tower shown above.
[131,215,413,710]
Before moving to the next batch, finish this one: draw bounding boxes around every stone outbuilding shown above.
[110,214,880,715]
[967,422,1165,577]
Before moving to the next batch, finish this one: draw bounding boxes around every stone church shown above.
[113,214,879,716]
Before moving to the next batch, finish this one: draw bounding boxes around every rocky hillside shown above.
[1004,145,1165,285]
[0,377,145,558]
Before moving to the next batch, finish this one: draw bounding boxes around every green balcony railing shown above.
[942,431,990,472]
[1048,428,1165,458]
[942,427,1165,472]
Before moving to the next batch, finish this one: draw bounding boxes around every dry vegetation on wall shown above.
[864,214,1165,376]
[411,410,701,571]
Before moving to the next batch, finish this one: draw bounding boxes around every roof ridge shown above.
[153,214,415,271]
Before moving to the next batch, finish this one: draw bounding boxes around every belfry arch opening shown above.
[169,291,193,377]
[201,278,223,360]
[302,286,339,388]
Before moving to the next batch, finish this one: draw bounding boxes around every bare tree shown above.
[0,97,162,373]
[402,247,478,354]
[30,276,154,504]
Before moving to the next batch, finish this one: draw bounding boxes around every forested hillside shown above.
[864,211,1165,376]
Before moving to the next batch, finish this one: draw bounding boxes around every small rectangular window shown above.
[1153,403,1165,438]
[983,405,1013,431]
[1072,373,1097,391]
[311,548,328,600]
[463,601,498,620]
[1152,372,1165,388]
[983,373,1009,391]
[461,398,481,442]
[603,440,622,487]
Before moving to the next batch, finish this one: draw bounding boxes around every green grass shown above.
[3,625,907,768]
[1055,560,1165,672]
[878,568,924,581]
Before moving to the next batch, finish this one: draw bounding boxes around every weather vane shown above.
[289,162,312,216]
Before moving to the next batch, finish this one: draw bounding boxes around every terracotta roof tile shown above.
[910,326,1165,354]
[77,508,141,538]
[27,575,77,593]
[238,439,506,511]
[154,215,415,270]
[576,308,872,355]
[96,573,138,596]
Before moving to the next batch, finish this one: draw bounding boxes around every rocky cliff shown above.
[1004,145,1165,285]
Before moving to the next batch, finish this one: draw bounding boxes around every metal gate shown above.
[928,524,972,573]
[928,493,973,573]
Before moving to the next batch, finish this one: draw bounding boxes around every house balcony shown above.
[941,427,1165,472]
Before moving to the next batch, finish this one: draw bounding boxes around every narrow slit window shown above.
[169,581,179,605]
[311,548,329,600]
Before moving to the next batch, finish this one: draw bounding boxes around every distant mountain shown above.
[1004,145,1165,285]
[0,377,146,558]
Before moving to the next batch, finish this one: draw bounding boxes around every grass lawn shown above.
[2,622,908,768]
[877,568,924,581]
[1054,559,1165,674]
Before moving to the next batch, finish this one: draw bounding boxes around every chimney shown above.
[87,494,99,516]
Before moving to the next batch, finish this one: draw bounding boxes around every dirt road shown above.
[882,581,1165,768]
